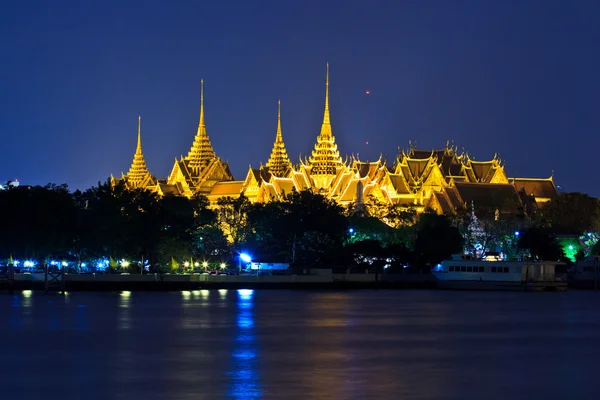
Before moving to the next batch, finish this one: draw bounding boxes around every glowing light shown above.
[200,289,209,298]
[183,261,190,268]
[240,253,251,263]
[181,291,191,299]
[194,262,199,267]
[50,261,58,266]
[569,245,574,250]
[121,260,130,267]
[219,289,227,298]
[120,291,131,298]
[365,90,370,95]
[13,260,20,266]
[81,262,86,267]
[348,228,354,234]
[202,261,208,268]
[238,289,254,301]
[61,261,68,267]
[23,260,35,268]
[22,290,32,298]
[514,231,520,236]
[220,263,226,269]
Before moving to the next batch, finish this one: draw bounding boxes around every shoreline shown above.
[0,273,436,292]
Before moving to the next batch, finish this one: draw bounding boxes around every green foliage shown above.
[537,192,600,234]
[216,194,252,250]
[0,183,77,260]
[413,211,463,268]
[517,226,565,261]
[243,190,348,266]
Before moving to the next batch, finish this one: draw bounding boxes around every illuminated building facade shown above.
[112,65,557,216]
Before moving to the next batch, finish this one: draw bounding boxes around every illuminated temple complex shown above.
[112,65,557,217]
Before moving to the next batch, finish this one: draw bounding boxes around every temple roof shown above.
[509,178,557,199]
[454,182,523,213]
[388,174,411,195]
[308,63,344,175]
[434,191,455,215]
[125,116,155,188]
[265,100,293,177]
[209,181,244,196]
[185,80,216,171]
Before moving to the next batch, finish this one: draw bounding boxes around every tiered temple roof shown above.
[264,100,292,177]
[112,116,157,190]
[186,79,216,169]
[166,80,234,196]
[306,63,345,179]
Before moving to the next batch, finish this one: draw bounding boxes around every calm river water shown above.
[1,289,599,399]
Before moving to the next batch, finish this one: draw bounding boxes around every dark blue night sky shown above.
[2,0,599,195]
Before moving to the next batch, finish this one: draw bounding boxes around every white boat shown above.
[431,254,568,291]
[569,255,600,289]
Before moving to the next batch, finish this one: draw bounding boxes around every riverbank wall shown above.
[0,273,435,291]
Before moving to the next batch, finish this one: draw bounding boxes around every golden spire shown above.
[126,116,152,188]
[186,79,216,170]
[276,99,282,141]
[199,79,205,128]
[266,100,292,177]
[136,115,142,155]
[308,63,343,176]
[323,62,330,124]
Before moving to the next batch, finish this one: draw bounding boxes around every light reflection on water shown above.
[228,289,261,399]
[2,290,600,399]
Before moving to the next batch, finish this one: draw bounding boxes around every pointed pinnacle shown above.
[323,62,330,124]
[199,79,205,128]
[276,99,282,141]
[136,115,142,154]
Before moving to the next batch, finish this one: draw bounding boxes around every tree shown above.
[413,211,463,269]
[216,194,252,252]
[537,192,600,234]
[517,226,565,261]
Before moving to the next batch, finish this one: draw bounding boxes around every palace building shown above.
[112,64,557,217]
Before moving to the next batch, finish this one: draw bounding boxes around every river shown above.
[1,289,599,399]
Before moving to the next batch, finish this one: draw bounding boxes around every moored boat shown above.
[431,254,568,291]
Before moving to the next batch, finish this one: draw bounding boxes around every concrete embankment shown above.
[1,273,435,291]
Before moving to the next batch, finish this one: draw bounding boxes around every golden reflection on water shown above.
[118,291,131,330]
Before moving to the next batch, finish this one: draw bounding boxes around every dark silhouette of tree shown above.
[413,211,463,269]
[517,226,565,261]
[537,192,600,234]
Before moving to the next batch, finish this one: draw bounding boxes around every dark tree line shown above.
[0,181,467,273]
[3,181,595,272]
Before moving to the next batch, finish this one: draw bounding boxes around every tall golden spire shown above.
[126,116,152,187]
[308,63,343,176]
[136,115,142,154]
[266,100,292,177]
[186,79,216,170]
[323,62,330,124]
[277,99,282,140]
[199,78,205,129]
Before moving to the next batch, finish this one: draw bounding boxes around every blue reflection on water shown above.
[227,289,262,399]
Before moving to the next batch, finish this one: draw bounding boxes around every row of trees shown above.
[0,180,598,273]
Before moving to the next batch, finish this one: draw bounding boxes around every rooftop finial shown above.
[136,115,142,154]
[199,79,205,128]
[323,62,330,124]
[276,99,282,141]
